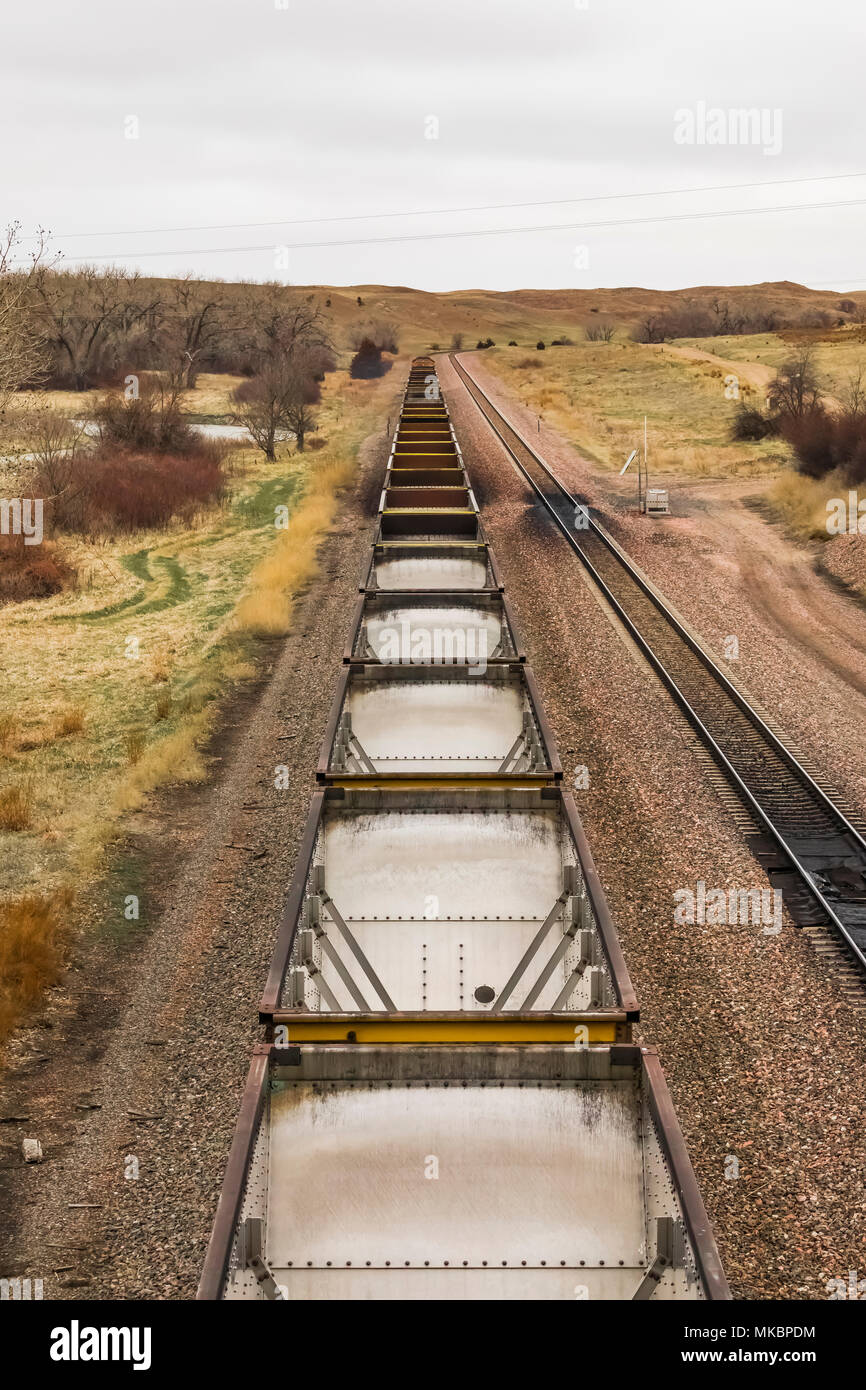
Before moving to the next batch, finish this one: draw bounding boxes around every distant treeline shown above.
[19,268,399,391]
[632,295,863,344]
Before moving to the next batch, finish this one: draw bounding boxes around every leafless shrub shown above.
[767,345,823,420]
[20,409,87,502]
[54,706,85,737]
[92,377,194,453]
[126,729,146,765]
[0,532,77,602]
[233,341,324,456]
[0,779,34,831]
[154,691,172,722]
[780,408,866,481]
[730,406,778,441]
[584,321,615,342]
[841,366,866,420]
[348,319,399,354]
[37,441,226,537]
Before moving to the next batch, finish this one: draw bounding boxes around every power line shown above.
[42,194,866,265]
[34,169,866,242]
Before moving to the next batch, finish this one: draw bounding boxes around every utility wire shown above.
[31,169,866,242]
[41,194,866,264]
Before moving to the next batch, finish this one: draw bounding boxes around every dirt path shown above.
[685,478,866,700]
[658,342,776,394]
[657,342,842,412]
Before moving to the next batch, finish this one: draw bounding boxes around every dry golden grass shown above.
[113,711,208,815]
[233,454,356,637]
[769,470,845,540]
[0,780,34,831]
[125,728,146,764]
[0,888,73,1045]
[154,691,172,722]
[54,706,85,738]
[147,649,173,684]
[0,713,16,754]
[180,373,246,417]
[483,342,789,479]
[15,726,53,752]
[678,331,866,403]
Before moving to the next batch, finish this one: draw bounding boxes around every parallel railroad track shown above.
[451,352,866,993]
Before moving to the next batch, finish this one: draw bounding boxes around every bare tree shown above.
[159,276,225,389]
[232,354,321,459]
[0,223,51,416]
[450,332,464,352]
[631,313,667,344]
[32,265,162,389]
[841,365,866,420]
[25,408,86,483]
[708,297,746,335]
[283,391,318,452]
[243,289,332,364]
[767,344,823,419]
[584,320,615,342]
[231,292,332,459]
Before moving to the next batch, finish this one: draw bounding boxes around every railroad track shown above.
[450,352,866,994]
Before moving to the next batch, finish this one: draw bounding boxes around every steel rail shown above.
[450,352,866,974]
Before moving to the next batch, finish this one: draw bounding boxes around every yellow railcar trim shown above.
[375,540,487,548]
[275,1020,619,1043]
[327,777,543,791]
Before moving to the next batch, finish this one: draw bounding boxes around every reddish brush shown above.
[780,408,866,483]
[45,442,227,536]
[0,532,76,602]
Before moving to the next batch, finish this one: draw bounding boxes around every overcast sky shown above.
[4,0,864,293]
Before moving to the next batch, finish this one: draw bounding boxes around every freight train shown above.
[198,359,729,1302]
